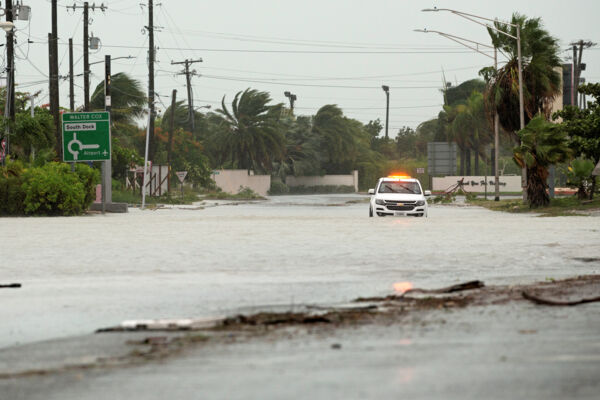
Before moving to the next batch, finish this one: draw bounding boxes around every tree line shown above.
[2,13,599,208]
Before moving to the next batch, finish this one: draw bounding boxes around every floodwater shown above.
[1,194,599,349]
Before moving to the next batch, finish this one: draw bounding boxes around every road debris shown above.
[0,283,21,289]
[522,291,600,306]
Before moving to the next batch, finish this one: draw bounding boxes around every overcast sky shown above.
[9,0,600,132]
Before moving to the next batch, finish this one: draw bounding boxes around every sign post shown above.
[176,171,187,201]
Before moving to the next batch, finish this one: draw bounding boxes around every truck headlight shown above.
[416,200,425,206]
[375,199,386,205]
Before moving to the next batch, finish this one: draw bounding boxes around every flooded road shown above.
[1,195,599,349]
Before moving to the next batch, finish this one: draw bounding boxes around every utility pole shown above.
[570,40,595,108]
[67,2,106,111]
[171,58,202,139]
[4,0,14,160]
[167,89,177,193]
[83,2,89,110]
[6,0,14,122]
[101,54,112,214]
[147,0,156,160]
[48,0,61,156]
[382,85,390,139]
[69,38,74,111]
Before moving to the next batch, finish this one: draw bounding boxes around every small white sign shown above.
[176,171,187,183]
[65,122,97,131]
[416,167,425,174]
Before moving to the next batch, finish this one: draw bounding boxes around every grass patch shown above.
[470,196,600,217]
[112,187,202,206]
[201,187,265,201]
[288,185,355,194]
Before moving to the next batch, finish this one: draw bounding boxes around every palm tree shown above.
[483,14,562,139]
[214,88,285,172]
[90,73,146,125]
[513,115,571,207]
[312,105,358,173]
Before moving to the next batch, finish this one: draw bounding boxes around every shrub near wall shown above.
[0,160,26,215]
[0,161,100,216]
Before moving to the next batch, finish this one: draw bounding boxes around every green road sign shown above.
[62,112,111,162]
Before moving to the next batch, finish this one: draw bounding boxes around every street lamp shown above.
[422,7,527,201]
[382,85,389,139]
[415,28,501,201]
[284,91,297,114]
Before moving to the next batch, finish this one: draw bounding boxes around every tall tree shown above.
[554,83,600,198]
[214,88,285,172]
[312,105,359,173]
[90,72,146,125]
[482,14,562,140]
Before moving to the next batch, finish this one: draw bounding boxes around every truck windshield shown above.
[378,181,421,194]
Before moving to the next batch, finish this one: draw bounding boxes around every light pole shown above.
[422,7,526,201]
[0,21,14,166]
[284,91,297,114]
[382,85,390,139]
[415,29,501,201]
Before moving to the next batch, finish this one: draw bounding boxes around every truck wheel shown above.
[369,207,373,217]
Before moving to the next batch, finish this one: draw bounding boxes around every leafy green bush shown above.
[268,180,289,195]
[18,162,100,216]
[74,163,101,205]
[0,159,26,215]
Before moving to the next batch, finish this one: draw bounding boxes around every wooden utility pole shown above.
[570,40,596,108]
[148,0,156,160]
[69,38,74,111]
[83,2,90,110]
[167,89,177,192]
[171,58,202,139]
[6,0,14,121]
[67,2,106,111]
[4,0,14,159]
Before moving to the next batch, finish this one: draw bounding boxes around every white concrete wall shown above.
[432,176,522,193]
[286,171,359,192]
[211,169,271,196]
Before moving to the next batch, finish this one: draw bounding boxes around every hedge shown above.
[0,161,100,216]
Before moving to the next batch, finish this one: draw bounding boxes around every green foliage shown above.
[21,162,99,216]
[112,141,143,180]
[74,163,101,205]
[213,88,285,172]
[514,115,572,207]
[181,159,213,187]
[564,158,595,199]
[554,83,600,199]
[90,73,146,125]
[268,180,290,195]
[203,186,265,200]
[0,159,26,215]
[482,14,561,136]
[444,79,486,106]
[312,105,360,173]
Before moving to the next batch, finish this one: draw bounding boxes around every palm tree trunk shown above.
[474,149,480,176]
[460,147,465,176]
[527,165,550,208]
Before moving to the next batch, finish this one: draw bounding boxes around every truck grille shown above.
[386,205,415,211]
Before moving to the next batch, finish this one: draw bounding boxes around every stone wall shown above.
[211,170,271,196]
[286,171,359,192]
